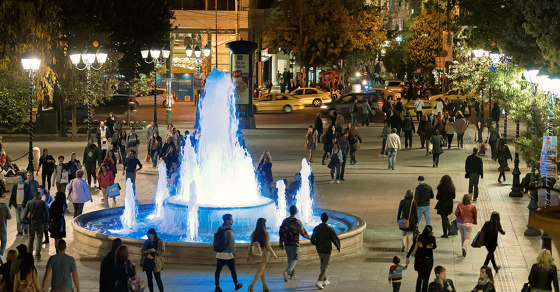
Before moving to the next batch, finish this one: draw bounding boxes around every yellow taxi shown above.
[402,98,436,118]
[253,93,305,113]
[290,87,332,107]
[428,88,476,102]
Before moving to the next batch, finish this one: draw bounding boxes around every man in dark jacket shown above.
[339,133,350,181]
[99,238,122,292]
[9,172,32,235]
[388,111,403,136]
[465,147,484,201]
[314,113,324,142]
[311,212,341,290]
[83,138,100,187]
[215,214,242,292]
[403,113,415,149]
[24,191,49,261]
[414,176,434,225]
[279,205,310,281]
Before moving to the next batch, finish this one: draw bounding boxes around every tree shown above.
[0,70,29,129]
[405,8,444,76]
[382,45,406,79]
[265,0,385,85]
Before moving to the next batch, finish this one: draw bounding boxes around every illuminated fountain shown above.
[72,69,365,264]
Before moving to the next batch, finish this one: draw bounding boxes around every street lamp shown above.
[141,47,170,126]
[186,44,211,105]
[21,54,41,172]
[70,47,107,138]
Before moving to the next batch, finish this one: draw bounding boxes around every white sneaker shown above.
[329,179,335,184]
[323,279,330,286]
[315,282,324,290]
[336,180,340,184]
[377,154,382,157]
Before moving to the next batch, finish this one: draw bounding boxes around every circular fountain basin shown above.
[72,204,366,265]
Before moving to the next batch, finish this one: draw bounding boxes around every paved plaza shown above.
[1,115,553,291]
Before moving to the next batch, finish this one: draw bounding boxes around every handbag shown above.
[398,199,414,229]
[449,220,458,235]
[107,184,120,198]
[60,170,69,184]
[145,154,150,162]
[251,241,263,257]
[471,230,485,248]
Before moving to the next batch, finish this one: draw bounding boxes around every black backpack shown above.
[213,227,231,252]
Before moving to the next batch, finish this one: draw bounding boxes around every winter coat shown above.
[431,134,444,154]
[347,126,361,152]
[310,223,341,254]
[455,118,467,134]
[414,183,434,207]
[445,121,456,135]
[435,186,455,216]
[481,221,505,249]
[403,117,415,132]
[465,153,484,177]
[66,178,92,204]
[97,171,115,189]
[397,198,418,232]
[9,182,32,208]
[421,123,434,140]
[83,144,100,165]
[455,203,477,224]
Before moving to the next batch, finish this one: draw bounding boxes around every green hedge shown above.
[0,70,29,129]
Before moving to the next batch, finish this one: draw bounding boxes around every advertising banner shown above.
[232,54,250,104]
[540,136,557,177]
[156,74,194,101]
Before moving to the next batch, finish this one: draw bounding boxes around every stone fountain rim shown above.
[72,204,367,247]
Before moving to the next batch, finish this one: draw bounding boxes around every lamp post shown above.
[523,69,542,235]
[141,47,170,126]
[472,49,487,122]
[21,55,41,171]
[69,48,107,138]
[186,44,210,105]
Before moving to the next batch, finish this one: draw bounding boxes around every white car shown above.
[386,80,404,94]
[132,88,174,107]
[290,87,331,107]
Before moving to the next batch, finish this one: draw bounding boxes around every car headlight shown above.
[321,105,328,109]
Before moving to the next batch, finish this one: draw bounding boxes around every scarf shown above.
[477,277,490,286]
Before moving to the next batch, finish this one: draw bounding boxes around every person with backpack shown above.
[214,214,243,292]
[246,218,277,292]
[403,113,415,149]
[279,205,310,282]
[454,113,467,148]
[310,212,340,290]
[13,253,41,291]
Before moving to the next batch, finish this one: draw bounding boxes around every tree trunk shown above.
[72,104,77,141]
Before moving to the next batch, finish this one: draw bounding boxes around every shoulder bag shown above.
[398,200,414,229]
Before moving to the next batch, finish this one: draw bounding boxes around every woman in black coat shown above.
[49,192,67,245]
[406,225,437,292]
[321,125,336,165]
[528,249,560,292]
[397,190,418,252]
[435,175,455,238]
[482,212,505,273]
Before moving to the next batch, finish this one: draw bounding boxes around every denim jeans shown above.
[388,148,397,170]
[392,282,402,292]
[457,133,464,147]
[362,114,369,126]
[0,229,6,256]
[73,202,84,218]
[404,131,413,148]
[417,206,431,225]
[340,158,347,180]
[15,204,24,233]
[28,223,44,259]
[381,138,387,155]
[351,113,358,125]
[151,150,159,167]
[330,163,340,180]
[285,245,300,275]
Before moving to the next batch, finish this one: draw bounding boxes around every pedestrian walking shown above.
[496,139,512,183]
[100,238,123,292]
[414,97,424,122]
[41,239,79,292]
[39,186,53,245]
[123,150,142,188]
[383,98,393,119]
[335,113,346,135]
[305,126,318,163]
[415,176,434,226]
[403,113,415,149]
[256,151,273,194]
[465,147,484,201]
[428,265,456,292]
[339,132,350,181]
[246,218,278,292]
[126,127,140,156]
[0,200,11,256]
[103,149,118,178]
[117,130,127,164]
[406,225,437,292]
[455,194,477,257]
[482,212,505,273]
[26,171,40,203]
[444,118,455,149]
[387,128,401,170]
[347,123,361,165]
[147,121,159,154]
[113,245,137,292]
[435,175,455,238]
[454,113,467,148]
[214,214,243,292]
[149,132,163,168]
[9,172,32,235]
[388,256,408,292]
[397,190,418,253]
[98,164,116,208]
[491,102,500,124]
[388,111,403,136]
[314,113,324,141]
[434,99,444,116]
[311,212,341,290]
[361,99,372,126]
[471,266,496,292]
[37,148,55,191]
[474,122,484,152]
[486,122,501,160]
[379,121,390,157]
[422,119,434,155]
[83,138,100,187]
[13,253,41,291]
[321,125,336,165]
[52,155,69,193]
[0,250,17,291]
[418,116,428,149]
[48,192,67,247]
[280,78,286,93]
[106,112,119,138]
[162,144,178,174]
[97,121,109,159]
[279,205,310,282]
[66,170,93,218]
[431,130,443,167]
[23,190,49,261]
[527,249,559,292]
[328,141,342,184]
[350,99,359,126]
[141,228,165,292]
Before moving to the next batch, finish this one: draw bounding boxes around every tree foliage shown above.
[405,8,444,74]
[265,0,385,72]
[0,70,30,129]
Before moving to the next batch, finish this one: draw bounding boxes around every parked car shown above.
[253,93,305,113]
[428,88,476,102]
[386,80,404,94]
[63,106,89,123]
[132,88,174,107]
[290,87,331,107]
[321,92,382,117]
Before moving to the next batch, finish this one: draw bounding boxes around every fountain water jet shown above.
[275,180,287,226]
[295,158,315,225]
[120,179,137,230]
